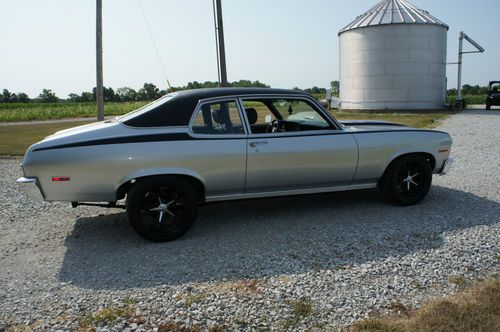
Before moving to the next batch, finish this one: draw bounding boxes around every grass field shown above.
[0,94,488,123]
[333,112,448,128]
[0,101,148,122]
[446,95,487,106]
[0,112,448,156]
[0,121,93,155]
[350,277,499,332]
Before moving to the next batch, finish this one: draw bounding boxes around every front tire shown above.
[126,176,198,242]
[379,155,433,206]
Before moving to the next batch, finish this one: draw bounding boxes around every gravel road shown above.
[1,110,499,331]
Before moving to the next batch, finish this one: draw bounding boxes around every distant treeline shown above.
[0,80,340,104]
[2,81,489,104]
[0,80,268,104]
[446,84,490,97]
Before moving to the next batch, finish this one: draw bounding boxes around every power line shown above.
[137,0,172,90]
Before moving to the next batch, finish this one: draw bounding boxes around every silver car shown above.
[17,88,453,241]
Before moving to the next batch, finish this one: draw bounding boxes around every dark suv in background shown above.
[486,81,500,110]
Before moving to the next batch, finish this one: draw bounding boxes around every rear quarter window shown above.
[122,95,197,127]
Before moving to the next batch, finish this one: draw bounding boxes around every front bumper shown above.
[439,158,454,176]
[17,177,44,202]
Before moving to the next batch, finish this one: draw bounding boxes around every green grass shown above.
[282,297,314,329]
[350,278,500,332]
[0,121,93,155]
[79,304,136,328]
[0,101,148,122]
[446,95,487,106]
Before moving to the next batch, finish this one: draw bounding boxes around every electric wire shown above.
[137,0,172,90]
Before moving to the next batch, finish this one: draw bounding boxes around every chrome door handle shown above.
[249,141,268,148]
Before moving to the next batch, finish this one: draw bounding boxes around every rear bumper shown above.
[17,177,44,202]
[439,158,454,176]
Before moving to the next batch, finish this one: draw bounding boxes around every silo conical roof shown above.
[339,0,448,34]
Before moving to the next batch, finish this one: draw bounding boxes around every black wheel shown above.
[486,102,491,110]
[379,155,433,206]
[126,176,198,242]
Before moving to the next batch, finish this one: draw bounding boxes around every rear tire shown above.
[379,155,433,206]
[126,176,198,242]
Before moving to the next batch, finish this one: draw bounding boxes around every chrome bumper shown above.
[439,158,454,176]
[17,177,44,202]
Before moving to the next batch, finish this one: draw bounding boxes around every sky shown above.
[1,0,499,98]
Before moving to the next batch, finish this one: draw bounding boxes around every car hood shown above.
[339,120,408,130]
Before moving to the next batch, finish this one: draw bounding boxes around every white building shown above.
[339,0,448,110]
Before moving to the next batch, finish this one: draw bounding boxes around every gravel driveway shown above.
[1,110,499,331]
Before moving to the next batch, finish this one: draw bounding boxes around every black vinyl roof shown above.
[123,88,309,127]
[173,87,308,99]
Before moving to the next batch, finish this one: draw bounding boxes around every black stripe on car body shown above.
[33,129,447,152]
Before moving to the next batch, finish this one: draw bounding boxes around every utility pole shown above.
[214,0,228,87]
[456,32,463,108]
[96,0,104,121]
[455,31,484,109]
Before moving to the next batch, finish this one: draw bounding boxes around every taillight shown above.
[52,176,70,182]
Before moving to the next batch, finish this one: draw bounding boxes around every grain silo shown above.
[339,0,448,110]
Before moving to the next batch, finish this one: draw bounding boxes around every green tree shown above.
[16,92,31,103]
[80,92,93,102]
[330,81,340,94]
[1,89,14,103]
[92,86,118,102]
[186,81,203,90]
[116,87,137,102]
[38,89,58,103]
[137,83,161,100]
[68,93,81,102]
[305,86,326,94]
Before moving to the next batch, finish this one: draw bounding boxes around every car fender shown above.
[386,147,437,171]
[116,167,207,190]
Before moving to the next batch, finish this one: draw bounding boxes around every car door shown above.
[241,96,358,193]
[188,98,248,197]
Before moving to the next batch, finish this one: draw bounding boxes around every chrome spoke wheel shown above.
[138,185,187,234]
[395,162,426,198]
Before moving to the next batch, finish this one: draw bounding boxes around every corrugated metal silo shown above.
[339,0,449,110]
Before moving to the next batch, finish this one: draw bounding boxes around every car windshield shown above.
[118,94,176,122]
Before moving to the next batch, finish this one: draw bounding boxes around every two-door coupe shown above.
[17,88,453,241]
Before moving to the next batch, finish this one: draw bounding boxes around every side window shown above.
[242,100,277,126]
[191,100,244,135]
[242,98,331,134]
